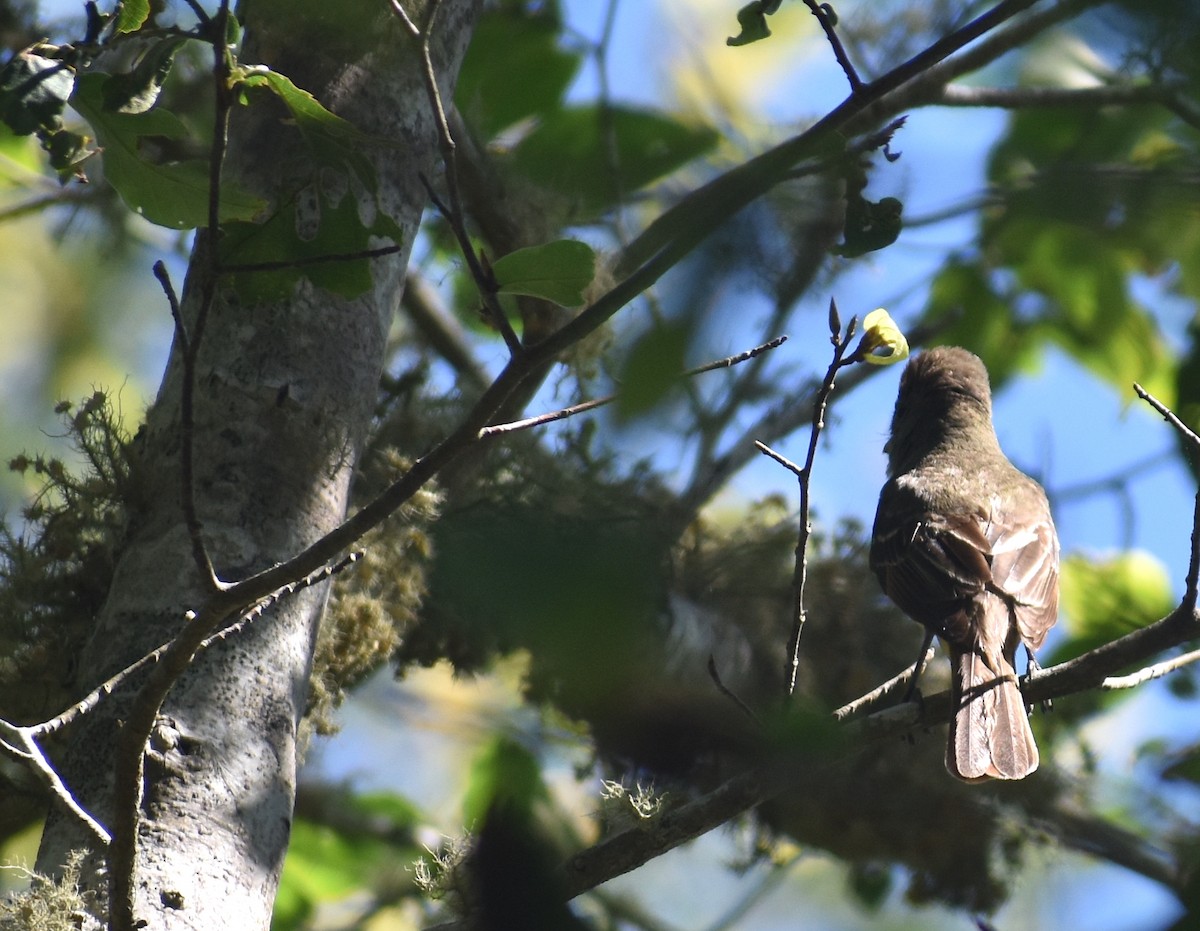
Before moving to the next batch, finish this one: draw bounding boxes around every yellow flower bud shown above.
[856,308,909,365]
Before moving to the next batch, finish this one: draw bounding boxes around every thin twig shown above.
[1101,647,1200,690]
[390,0,523,355]
[479,336,787,438]
[802,0,862,92]
[833,647,936,721]
[707,655,761,725]
[1190,486,1200,612]
[937,82,1179,109]
[153,261,221,592]
[420,178,522,354]
[1136,383,1200,452]
[0,722,110,845]
[1134,384,1200,605]
[763,301,858,699]
[218,242,407,273]
[753,440,804,479]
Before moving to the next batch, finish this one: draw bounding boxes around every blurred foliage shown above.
[1055,551,1175,662]
[273,785,424,931]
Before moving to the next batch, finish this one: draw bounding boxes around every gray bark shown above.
[35,3,482,928]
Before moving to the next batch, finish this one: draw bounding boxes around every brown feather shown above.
[870,347,1059,783]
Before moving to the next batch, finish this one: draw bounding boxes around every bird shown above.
[870,346,1059,781]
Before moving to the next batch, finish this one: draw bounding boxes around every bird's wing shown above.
[870,480,991,646]
[982,491,1060,652]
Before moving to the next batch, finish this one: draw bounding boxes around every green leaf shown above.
[275,814,419,931]
[115,0,151,33]
[997,221,1176,402]
[101,36,186,114]
[216,67,405,301]
[0,50,74,136]
[462,736,544,826]
[237,67,382,192]
[1055,551,1174,660]
[491,239,595,306]
[70,73,264,229]
[510,105,718,215]
[616,321,689,419]
[218,186,404,302]
[455,9,580,139]
[727,1,773,47]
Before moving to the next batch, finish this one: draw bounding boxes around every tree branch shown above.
[390,0,524,355]
[478,336,787,438]
[0,722,110,846]
[802,0,862,92]
[936,81,1181,109]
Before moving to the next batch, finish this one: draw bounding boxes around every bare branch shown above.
[754,439,804,479]
[757,304,859,698]
[153,261,222,594]
[390,0,524,355]
[1102,647,1200,690]
[1136,383,1200,453]
[936,82,1180,109]
[217,242,406,273]
[868,0,1107,122]
[479,337,787,438]
[559,760,795,900]
[802,0,862,92]
[833,648,936,721]
[0,722,110,846]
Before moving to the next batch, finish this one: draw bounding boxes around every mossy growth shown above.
[0,390,135,723]
[0,851,99,931]
[306,447,441,736]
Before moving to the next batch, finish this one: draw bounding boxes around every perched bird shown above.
[870,347,1059,781]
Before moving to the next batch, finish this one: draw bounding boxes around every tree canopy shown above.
[2,1,1200,929]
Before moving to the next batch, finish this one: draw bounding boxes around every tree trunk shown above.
[35,3,482,928]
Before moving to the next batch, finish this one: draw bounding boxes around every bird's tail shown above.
[947,648,1038,781]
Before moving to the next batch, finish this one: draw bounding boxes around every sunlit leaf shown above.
[115,0,151,33]
[0,49,73,136]
[1055,551,1174,660]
